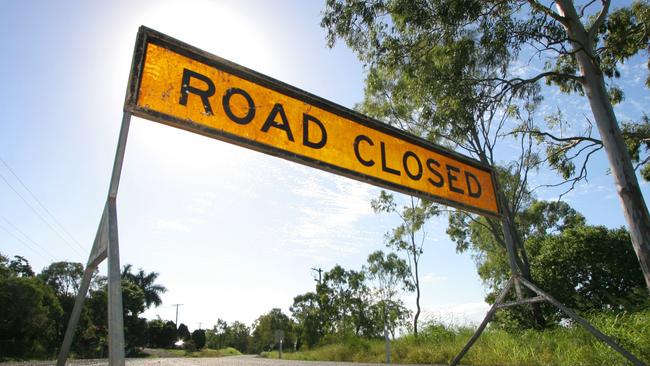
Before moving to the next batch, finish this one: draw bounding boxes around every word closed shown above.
[126,27,499,216]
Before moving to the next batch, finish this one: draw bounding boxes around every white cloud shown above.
[187,192,218,215]
[421,272,448,285]
[509,58,543,79]
[420,302,490,327]
[148,217,191,232]
[279,171,380,262]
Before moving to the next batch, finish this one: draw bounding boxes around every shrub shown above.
[183,340,196,352]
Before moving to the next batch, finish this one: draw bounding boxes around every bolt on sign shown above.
[125,27,499,217]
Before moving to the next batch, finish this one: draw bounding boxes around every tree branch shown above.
[534,144,603,198]
[580,0,599,18]
[588,0,610,42]
[635,156,650,171]
[527,0,569,25]
[516,128,602,145]
[471,71,584,97]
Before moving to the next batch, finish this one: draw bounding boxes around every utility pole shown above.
[172,304,184,327]
[311,267,323,284]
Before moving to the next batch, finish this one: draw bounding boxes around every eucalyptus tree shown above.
[371,192,437,335]
[322,0,548,327]
[251,308,296,353]
[38,261,100,353]
[7,255,34,278]
[39,261,84,297]
[318,265,372,336]
[224,321,251,353]
[321,0,650,291]
[364,250,413,345]
[207,318,229,349]
[290,292,323,348]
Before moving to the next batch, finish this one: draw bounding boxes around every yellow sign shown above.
[125,27,499,217]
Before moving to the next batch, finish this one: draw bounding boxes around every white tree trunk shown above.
[383,307,391,364]
[558,1,650,292]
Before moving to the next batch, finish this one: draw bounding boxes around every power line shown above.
[0,170,85,261]
[0,219,53,262]
[0,156,87,254]
[1,215,58,261]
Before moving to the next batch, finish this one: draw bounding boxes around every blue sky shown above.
[1,0,648,331]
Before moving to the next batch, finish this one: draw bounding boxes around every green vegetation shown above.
[206,319,251,353]
[0,253,169,360]
[6,1,650,364]
[289,253,416,350]
[321,0,650,294]
[371,192,438,336]
[317,3,650,358]
[191,329,206,350]
[449,197,650,330]
[0,251,252,361]
[2,202,648,363]
[263,311,650,366]
[146,347,241,358]
[187,347,241,358]
[2,200,648,363]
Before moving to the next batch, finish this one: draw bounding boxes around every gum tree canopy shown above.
[322,0,650,291]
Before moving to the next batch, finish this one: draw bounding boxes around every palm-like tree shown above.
[122,264,167,308]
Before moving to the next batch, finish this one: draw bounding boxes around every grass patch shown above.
[263,310,649,366]
[144,347,241,358]
[187,347,242,358]
[161,349,186,357]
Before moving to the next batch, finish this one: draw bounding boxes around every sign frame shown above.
[124,26,500,218]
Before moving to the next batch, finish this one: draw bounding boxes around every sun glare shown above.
[126,0,281,173]
[143,0,277,71]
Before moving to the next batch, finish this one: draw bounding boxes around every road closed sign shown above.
[125,27,499,217]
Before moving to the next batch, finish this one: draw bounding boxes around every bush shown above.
[147,319,177,348]
[182,340,196,352]
[191,329,206,349]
